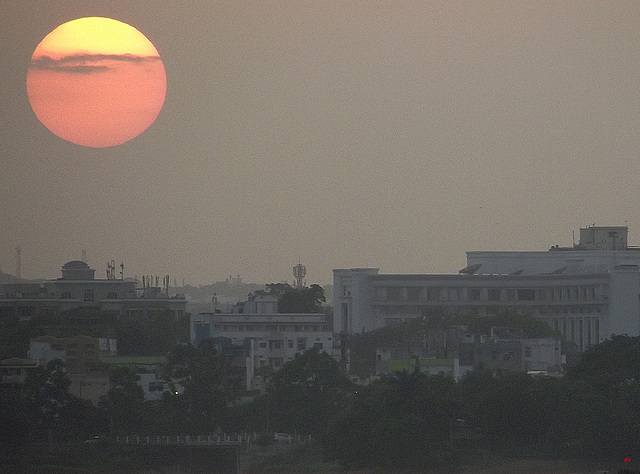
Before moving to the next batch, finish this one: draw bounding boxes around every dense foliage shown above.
[250,283,326,313]
[0,360,105,446]
[4,319,640,470]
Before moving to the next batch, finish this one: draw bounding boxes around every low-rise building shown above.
[0,260,186,322]
[0,358,40,386]
[29,335,117,374]
[374,328,562,378]
[191,293,334,391]
[100,355,175,401]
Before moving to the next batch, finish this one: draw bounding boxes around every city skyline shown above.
[2,2,640,286]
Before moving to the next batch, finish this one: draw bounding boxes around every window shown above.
[259,342,266,348]
[297,337,307,351]
[487,289,500,301]
[427,288,441,302]
[83,290,94,302]
[469,289,481,301]
[448,288,461,302]
[525,347,532,358]
[269,340,282,350]
[287,340,294,348]
[107,292,117,299]
[517,289,535,301]
[61,292,72,299]
[407,287,421,301]
[386,287,401,301]
[314,342,323,350]
[570,319,575,342]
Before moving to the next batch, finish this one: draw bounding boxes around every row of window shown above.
[209,324,331,332]
[51,343,96,351]
[376,303,603,316]
[60,290,118,300]
[378,285,604,303]
[255,338,325,352]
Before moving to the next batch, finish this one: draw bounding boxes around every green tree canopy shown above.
[566,335,640,389]
[250,283,326,313]
[260,347,353,436]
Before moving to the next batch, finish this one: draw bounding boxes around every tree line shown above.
[3,335,640,471]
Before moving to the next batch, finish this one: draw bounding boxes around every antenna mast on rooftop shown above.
[15,246,21,296]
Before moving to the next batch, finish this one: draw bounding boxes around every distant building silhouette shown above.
[0,260,186,322]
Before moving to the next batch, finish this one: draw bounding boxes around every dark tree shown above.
[323,371,456,470]
[250,283,326,313]
[100,366,145,435]
[155,339,242,434]
[566,335,640,389]
[263,347,352,436]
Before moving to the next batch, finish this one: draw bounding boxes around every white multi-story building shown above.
[334,226,640,351]
[191,294,334,390]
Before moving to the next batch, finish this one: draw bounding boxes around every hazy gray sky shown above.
[2,2,639,286]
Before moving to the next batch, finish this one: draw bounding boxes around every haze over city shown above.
[2,2,639,286]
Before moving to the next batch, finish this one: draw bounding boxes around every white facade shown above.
[191,311,334,390]
[335,268,640,352]
[334,227,640,351]
[521,338,563,373]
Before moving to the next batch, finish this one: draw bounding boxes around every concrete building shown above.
[0,358,40,386]
[0,260,186,321]
[458,335,562,374]
[374,327,561,377]
[191,294,334,390]
[29,335,117,374]
[27,335,118,404]
[334,226,640,351]
[100,355,175,401]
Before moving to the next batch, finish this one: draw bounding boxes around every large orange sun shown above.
[27,17,167,148]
